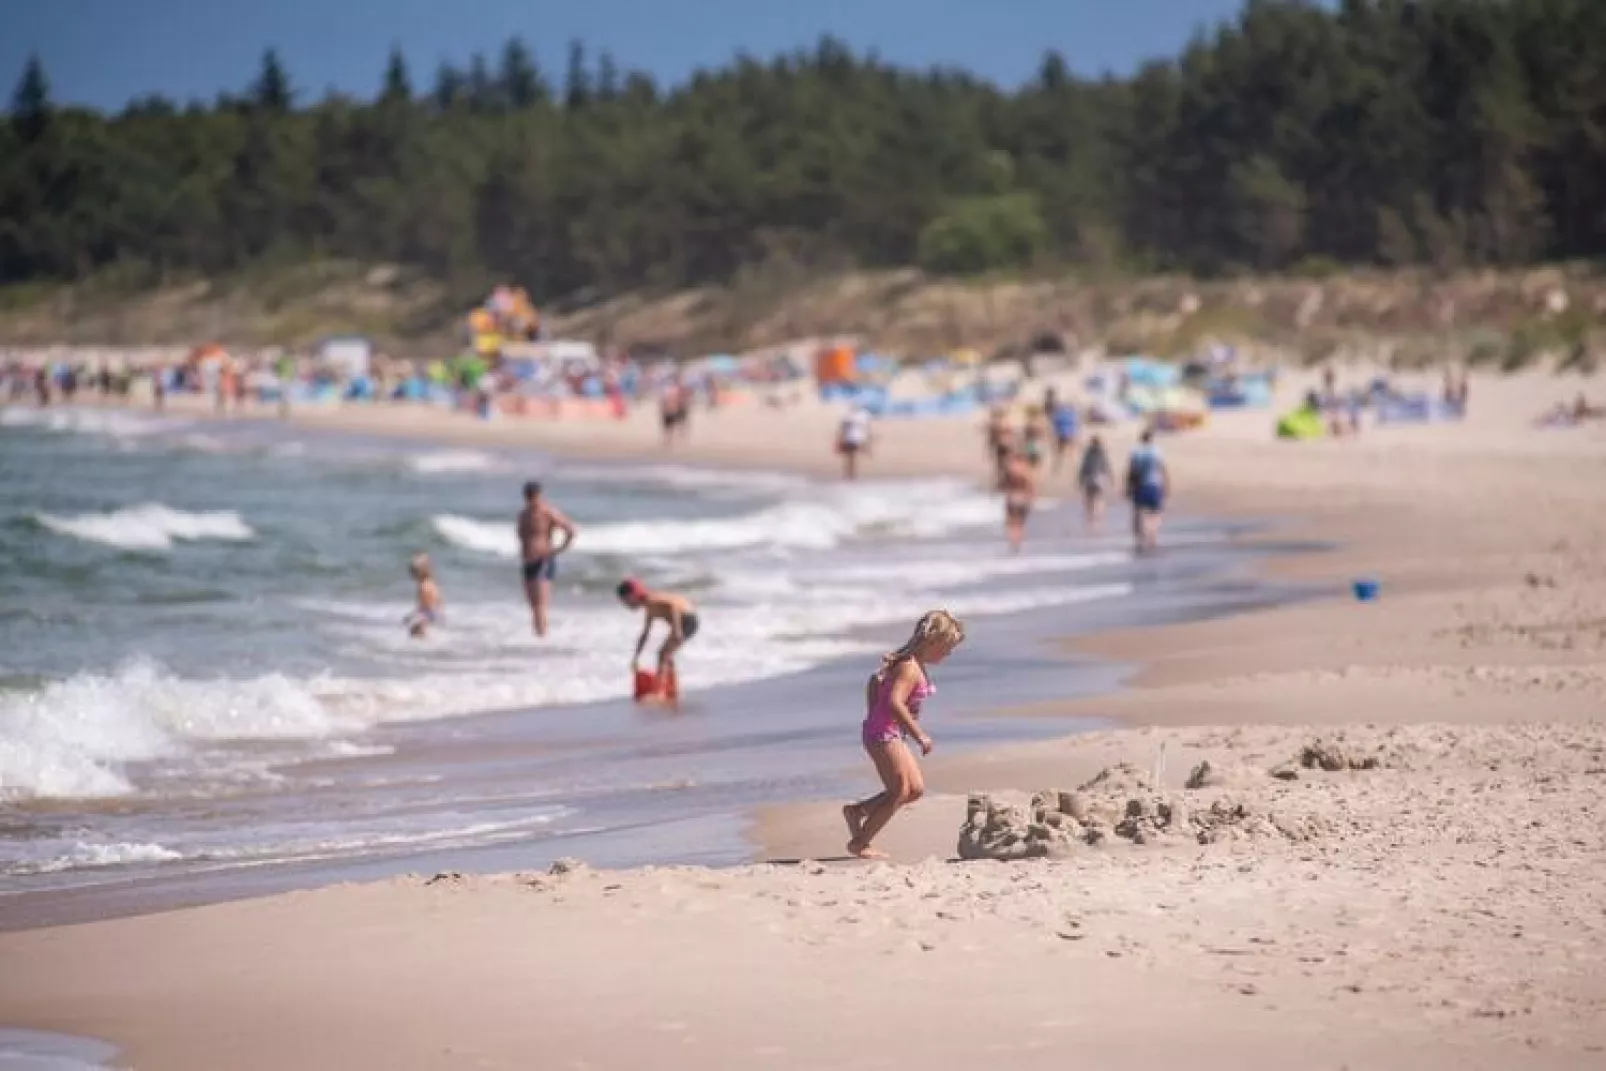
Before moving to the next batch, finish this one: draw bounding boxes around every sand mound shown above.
[1296,736,1385,772]
[956,783,1329,860]
[1077,761,1157,795]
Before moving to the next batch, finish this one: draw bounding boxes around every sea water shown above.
[0,405,1304,923]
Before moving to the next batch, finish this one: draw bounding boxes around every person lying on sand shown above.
[843,610,965,859]
[403,553,443,638]
[617,578,700,689]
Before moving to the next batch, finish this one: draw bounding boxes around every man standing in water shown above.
[517,481,577,637]
[1125,429,1170,554]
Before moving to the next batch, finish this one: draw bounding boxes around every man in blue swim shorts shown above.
[516,480,577,638]
[1125,429,1170,554]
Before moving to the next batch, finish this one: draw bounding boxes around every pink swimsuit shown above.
[862,661,934,746]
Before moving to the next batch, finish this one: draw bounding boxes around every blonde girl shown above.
[843,610,966,858]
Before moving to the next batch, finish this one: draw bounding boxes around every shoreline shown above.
[2,371,1604,1068]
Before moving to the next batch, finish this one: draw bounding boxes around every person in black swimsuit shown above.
[517,481,577,638]
[617,577,699,689]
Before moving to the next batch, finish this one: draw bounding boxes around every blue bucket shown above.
[1352,579,1380,602]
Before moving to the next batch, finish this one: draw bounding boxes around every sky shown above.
[0,0,1300,113]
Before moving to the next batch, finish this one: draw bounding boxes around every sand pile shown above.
[956,740,1391,861]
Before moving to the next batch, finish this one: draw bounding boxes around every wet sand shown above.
[3,367,1604,1068]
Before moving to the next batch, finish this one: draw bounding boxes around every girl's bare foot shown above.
[842,804,865,841]
[846,839,888,860]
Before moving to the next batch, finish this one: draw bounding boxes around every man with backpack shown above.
[1125,428,1170,554]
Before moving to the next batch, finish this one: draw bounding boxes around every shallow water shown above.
[0,405,1315,925]
[0,1029,117,1071]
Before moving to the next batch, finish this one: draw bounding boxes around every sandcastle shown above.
[956,745,1375,862]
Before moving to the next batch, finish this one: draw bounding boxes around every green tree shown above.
[430,64,464,111]
[499,37,546,108]
[917,194,1048,275]
[564,41,591,110]
[252,49,293,113]
[381,46,413,106]
[1227,154,1307,270]
[10,53,51,142]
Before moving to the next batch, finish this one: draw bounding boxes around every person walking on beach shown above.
[659,375,690,448]
[403,552,444,638]
[1021,406,1048,470]
[843,610,965,859]
[998,449,1037,553]
[836,404,873,480]
[1047,389,1080,473]
[617,578,699,703]
[1078,434,1114,529]
[985,405,1014,484]
[1125,429,1170,554]
[517,481,577,638]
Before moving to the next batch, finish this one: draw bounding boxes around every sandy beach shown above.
[3,368,1605,1069]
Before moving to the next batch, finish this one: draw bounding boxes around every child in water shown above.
[617,578,700,687]
[403,553,443,638]
[843,610,966,859]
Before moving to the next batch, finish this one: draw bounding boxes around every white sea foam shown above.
[432,513,519,557]
[434,479,1002,559]
[0,659,364,800]
[407,449,505,475]
[35,503,255,551]
[562,462,812,497]
[10,839,184,875]
[0,406,180,439]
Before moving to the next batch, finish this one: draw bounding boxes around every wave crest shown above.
[35,503,256,551]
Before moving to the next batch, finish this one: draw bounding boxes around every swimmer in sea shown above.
[403,552,443,638]
[517,480,578,638]
[617,578,700,696]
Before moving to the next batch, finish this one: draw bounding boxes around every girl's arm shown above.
[631,618,653,665]
[882,661,931,747]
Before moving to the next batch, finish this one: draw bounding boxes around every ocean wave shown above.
[0,406,181,438]
[433,479,1001,559]
[0,659,364,800]
[560,462,812,497]
[407,449,505,475]
[432,513,519,557]
[34,503,256,551]
[8,839,184,875]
